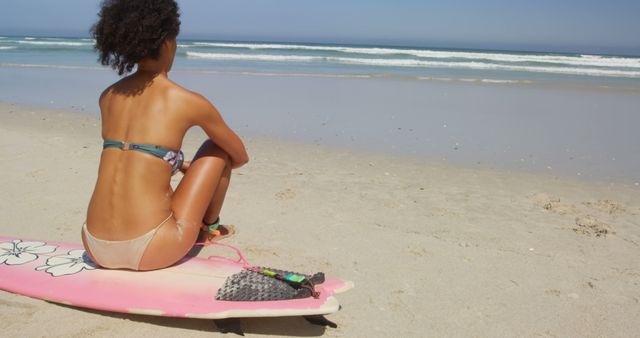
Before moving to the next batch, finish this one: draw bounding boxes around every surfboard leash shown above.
[195,240,320,299]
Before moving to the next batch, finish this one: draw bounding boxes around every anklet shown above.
[202,216,221,233]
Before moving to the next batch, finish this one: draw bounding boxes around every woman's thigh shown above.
[138,140,230,270]
[137,217,199,270]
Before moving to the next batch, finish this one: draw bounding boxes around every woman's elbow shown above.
[239,155,249,166]
[232,154,249,169]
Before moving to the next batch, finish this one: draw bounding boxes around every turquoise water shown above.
[1,35,640,87]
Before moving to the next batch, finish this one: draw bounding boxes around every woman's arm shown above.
[187,93,249,169]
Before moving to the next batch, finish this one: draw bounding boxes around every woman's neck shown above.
[136,59,169,78]
[136,62,168,77]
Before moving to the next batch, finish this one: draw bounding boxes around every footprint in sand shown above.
[530,193,619,238]
[573,215,614,237]
[529,193,577,215]
[274,188,296,200]
[383,200,401,209]
[25,168,49,183]
[582,199,626,215]
[544,289,562,297]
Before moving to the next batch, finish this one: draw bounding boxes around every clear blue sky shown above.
[0,0,639,55]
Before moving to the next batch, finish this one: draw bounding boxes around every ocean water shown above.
[1,35,640,87]
[1,35,639,183]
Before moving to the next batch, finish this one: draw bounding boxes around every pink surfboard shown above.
[0,236,353,324]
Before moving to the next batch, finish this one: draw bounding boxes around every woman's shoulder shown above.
[99,76,209,105]
[155,77,209,106]
[159,79,221,127]
[98,76,217,126]
[164,81,218,115]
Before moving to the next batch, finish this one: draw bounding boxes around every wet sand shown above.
[1,67,640,182]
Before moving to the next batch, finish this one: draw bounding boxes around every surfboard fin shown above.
[214,318,244,336]
[303,315,338,328]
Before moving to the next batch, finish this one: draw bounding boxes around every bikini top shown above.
[103,139,184,175]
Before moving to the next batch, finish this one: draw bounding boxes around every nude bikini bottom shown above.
[82,213,174,270]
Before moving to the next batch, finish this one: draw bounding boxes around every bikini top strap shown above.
[103,140,181,156]
[102,139,184,173]
[103,140,125,149]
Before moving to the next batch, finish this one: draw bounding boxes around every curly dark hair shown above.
[91,0,181,75]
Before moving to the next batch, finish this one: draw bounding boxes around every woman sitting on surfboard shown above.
[81,0,249,271]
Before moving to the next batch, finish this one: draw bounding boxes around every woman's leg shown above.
[137,140,231,270]
[177,159,231,225]
[203,163,231,225]
[172,139,231,227]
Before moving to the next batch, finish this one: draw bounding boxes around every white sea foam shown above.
[185,51,640,78]
[17,40,90,46]
[186,51,320,62]
[185,42,640,69]
[4,37,640,80]
[418,77,530,84]
[397,50,640,69]
[0,63,104,70]
[328,56,640,78]
[480,79,524,84]
[191,41,346,52]
[181,68,372,79]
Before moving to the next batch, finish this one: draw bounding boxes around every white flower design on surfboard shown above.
[36,249,97,277]
[0,239,57,265]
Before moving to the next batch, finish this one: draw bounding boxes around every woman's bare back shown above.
[86,74,196,240]
[84,0,248,271]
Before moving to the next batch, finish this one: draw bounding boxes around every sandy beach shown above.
[1,101,639,337]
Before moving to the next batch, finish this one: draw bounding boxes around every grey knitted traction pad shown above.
[215,267,325,301]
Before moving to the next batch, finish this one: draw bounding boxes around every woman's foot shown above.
[198,224,236,242]
[198,217,236,242]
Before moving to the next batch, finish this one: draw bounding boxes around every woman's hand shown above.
[179,160,191,174]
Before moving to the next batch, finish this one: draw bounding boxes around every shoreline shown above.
[3,62,640,94]
[1,102,640,336]
[2,97,640,187]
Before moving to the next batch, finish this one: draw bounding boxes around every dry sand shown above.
[1,101,639,337]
